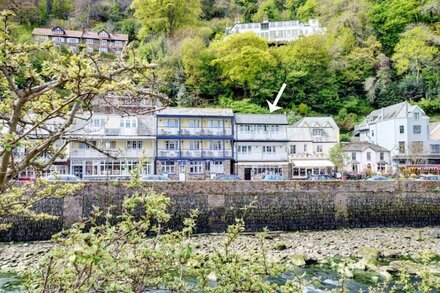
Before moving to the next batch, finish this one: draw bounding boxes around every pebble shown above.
[0,227,439,273]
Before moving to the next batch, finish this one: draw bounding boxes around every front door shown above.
[244,168,252,180]
[179,165,186,181]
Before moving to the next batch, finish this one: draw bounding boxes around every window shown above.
[380,152,384,160]
[431,145,440,154]
[400,125,404,134]
[99,31,109,38]
[316,145,323,152]
[208,120,223,128]
[351,152,356,161]
[413,125,421,134]
[367,152,371,161]
[105,141,116,149]
[86,47,93,53]
[86,39,94,45]
[79,141,96,149]
[263,146,276,154]
[289,145,296,154]
[99,47,108,53]
[100,40,108,46]
[414,112,420,119]
[399,141,405,154]
[53,27,64,34]
[411,141,424,153]
[189,161,203,174]
[66,38,79,43]
[120,118,137,128]
[52,37,65,43]
[126,141,142,150]
[166,119,179,127]
[211,161,224,174]
[115,41,123,47]
[270,125,279,133]
[188,119,201,128]
[92,118,105,128]
[160,161,175,174]
[209,140,222,150]
[304,144,307,152]
[312,129,323,137]
[189,141,201,150]
[165,140,179,150]
[371,130,374,137]
[238,145,251,154]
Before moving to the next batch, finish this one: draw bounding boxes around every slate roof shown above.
[32,28,128,41]
[342,142,389,152]
[234,114,288,124]
[358,101,426,126]
[156,107,234,117]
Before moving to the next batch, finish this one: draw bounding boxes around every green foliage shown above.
[219,97,269,113]
[329,143,349,172]
[251,0,282,22]
[131,0,202,37]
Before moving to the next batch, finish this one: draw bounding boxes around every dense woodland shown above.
[2,0,440,137]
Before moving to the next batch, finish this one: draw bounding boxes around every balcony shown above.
[70,148,146,158]
[157,149,233,158]
[157,127,232,137]
[237,152,287,161]
[105,128,120,136]
[237,132,286,141]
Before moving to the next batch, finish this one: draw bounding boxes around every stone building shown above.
[32,26,128,55]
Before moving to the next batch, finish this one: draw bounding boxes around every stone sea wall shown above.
[1,181,440,241]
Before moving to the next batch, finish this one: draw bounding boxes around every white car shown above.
[140,175,170,182]
[45,174,82,182]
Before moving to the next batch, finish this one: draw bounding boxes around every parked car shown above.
[140,175,170,182]
[216,175,241,181]
[263,174,286,181]
[366,175,392,181]
[307,174,334,181]
[45,174,81,182]
[417,174,440,181]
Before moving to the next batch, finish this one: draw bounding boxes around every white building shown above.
[342,142,391,175]
[288,117,339,179]
[354,101,440,170]
[225,17,325,43]
[69,114,156,179]
[234,114,289,180]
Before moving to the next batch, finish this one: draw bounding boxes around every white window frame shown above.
[189,161,203,174]
[209,140,222,150]
[165,140,179,150]
[238,145,251,154]
[263,145,276,154]
[160,161,175,174]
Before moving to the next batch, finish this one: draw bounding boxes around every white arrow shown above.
[267,83,286,113]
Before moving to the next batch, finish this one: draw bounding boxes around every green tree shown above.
[392,26,439,84]
[0,11,156,220]
[329,143,349,174]
[210,33,276,99]
[131,0,202,38]
[251,0,282,22]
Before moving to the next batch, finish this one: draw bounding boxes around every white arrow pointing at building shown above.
[267,83,286,113]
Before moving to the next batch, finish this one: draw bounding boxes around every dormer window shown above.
[52,27,65,35]
[98,30,109,38]
[414,112,420,119]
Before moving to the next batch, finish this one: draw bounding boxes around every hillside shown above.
[2,0,439,134]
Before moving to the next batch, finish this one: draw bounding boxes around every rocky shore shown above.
[1,226,439,273]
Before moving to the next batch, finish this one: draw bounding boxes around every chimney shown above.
[263,13,269,23]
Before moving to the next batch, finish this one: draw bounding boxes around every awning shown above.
[291,160,334,168]
[377,160,388,164]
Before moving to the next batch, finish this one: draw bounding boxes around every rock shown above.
[290,254,307,267]
[349,259,367,271]
[432,230,440,238]
[358,247,381,261]
[274,243,287,251]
